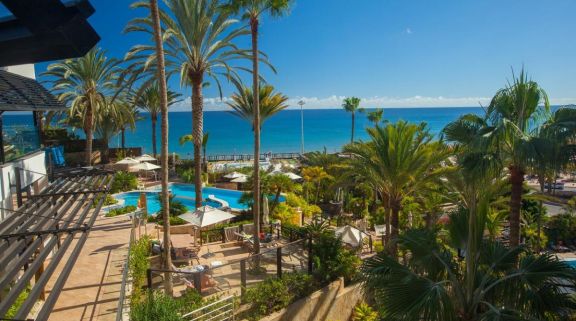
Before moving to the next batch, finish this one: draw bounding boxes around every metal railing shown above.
[206,152,301,162]
[182,295,235,321]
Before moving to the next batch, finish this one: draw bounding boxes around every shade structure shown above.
[231,176,248,183]
[224,171,246,179]
[133,162,161,171]
[178,206,235,228]
[270,170,302,181]
[335,225,367,247]
[135,154,156,162]
[116,157,139,165]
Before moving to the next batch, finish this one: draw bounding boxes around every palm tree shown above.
[221,0,291,255]
[43,48,121,165]
[95,99,136,163]
[361,108,384,125]
[301,166,332,204]
[117,103,139,150]
[149,0,173,296]
[134,84,181,157]
[361,226,576,321]
[342,97,361,143]
[126,0,250,209]
[344,121,450,254]
[485,69,549,247]
[226,83,289,129]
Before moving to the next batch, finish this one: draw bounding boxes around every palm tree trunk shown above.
[389,199,400,256]
[509,165,524,247]
[191,74,203,209]
[251,17,261,255]
[150,0,172,296]
[151,114,157,157]
[351,111,355,144]
[102,138,109,164]
[121,128,126,149]
[85,104,93,166]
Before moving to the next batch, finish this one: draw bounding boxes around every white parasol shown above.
[178,205,235,228]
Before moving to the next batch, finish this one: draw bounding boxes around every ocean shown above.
[4,107,484,157]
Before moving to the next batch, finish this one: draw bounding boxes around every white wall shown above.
[0,151,46,220]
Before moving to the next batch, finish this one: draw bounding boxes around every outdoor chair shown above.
[204,268,231,292]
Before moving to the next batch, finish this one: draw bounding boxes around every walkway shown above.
[46,214,133,321]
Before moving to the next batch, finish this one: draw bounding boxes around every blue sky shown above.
[34,0,576,110]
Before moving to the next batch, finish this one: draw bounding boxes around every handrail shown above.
[115,213,141,321]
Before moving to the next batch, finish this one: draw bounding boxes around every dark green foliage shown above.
[242,273,314,321]
[110,171,138,193]
[546,213,576,245]
[92,194,118,208]
[311,231,361,284]
[129,235,151,305]
[105,205,137,217]
[154,193,187,220]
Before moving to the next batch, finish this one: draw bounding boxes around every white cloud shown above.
[168,95,576,112]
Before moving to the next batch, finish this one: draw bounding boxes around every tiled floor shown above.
[45,215,139,321]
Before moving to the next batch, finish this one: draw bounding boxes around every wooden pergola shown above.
[0,168,113,321]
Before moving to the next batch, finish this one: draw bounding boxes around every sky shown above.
[32,0,576,111]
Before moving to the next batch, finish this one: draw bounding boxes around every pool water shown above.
[113,183,284,214]
[565,260,576,268]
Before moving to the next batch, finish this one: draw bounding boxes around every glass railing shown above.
[3,123,41,162]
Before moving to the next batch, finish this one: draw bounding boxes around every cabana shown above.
[335,225,369,248]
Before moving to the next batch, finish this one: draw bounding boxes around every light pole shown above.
[298,100,305,155]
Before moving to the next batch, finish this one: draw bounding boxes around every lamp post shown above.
[298,100,305,156]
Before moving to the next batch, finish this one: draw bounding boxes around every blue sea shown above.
[4,107,484,157]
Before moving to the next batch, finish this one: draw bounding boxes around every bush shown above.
[152,216,188,226]
[312,232,361,285]
[242,272,314,320]
[130,289,213,321]
[352,302,379,321]
[106,205,137,217]
[5,287,30,320]
[110,171,138,193]
[92,194,119,208]
[129,235,151,305]
[545,213,576,244]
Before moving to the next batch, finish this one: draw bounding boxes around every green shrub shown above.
[129,235,151,305]
[105,205,137,217]
[242,272,314,321]
[130,291,182,321]
[312,232,361,285]
[93,194,119,208]
[153,216,187,226]
[110,171,138,193]
[5,287,30,320]
[352,302,379,321]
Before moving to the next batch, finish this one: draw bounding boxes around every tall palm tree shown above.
[343,121,450,254]
[485,69,549,247]
[134,84,181,157]
[95,99,136,163]
[149,0,173,295]
[221,0,291,255]
[226,83,289,129]
[360,108,384,125]
[126,0,251,208]
[43,48,121,165]
[117,103,139,150]
[342,97,361,143]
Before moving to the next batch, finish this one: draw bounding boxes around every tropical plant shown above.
[43,48,122,165]
[361,108,384,125]
[134,83,181,157]
[342,97,361,143]
[311,230,361,285]
[226,83,289,129]
[262,173,295,213]
[155,193,187,220]
[126,0,251,209]
[302,148,340,171]
[361,225,576,321]
[301,166,332,204]
[95,99,136,163]
[221,0,291,257]
[485,69,550,246]
[110,171,138,193]
[344,121,450,254]
[180,133,210,174]
[352,302,379,321]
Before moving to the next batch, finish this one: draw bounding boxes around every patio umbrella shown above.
[116,157,139,165]
[335,225,367,247]
[230,176,248,183]
[262,196,270,225]
[133,162,161,171]
[178,206,235,228]
[135,154,156,162]
[224,171,246,179]
[270,170,301,181]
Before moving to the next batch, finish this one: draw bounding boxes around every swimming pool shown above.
[565,259,576,268]
[113,183,284,214]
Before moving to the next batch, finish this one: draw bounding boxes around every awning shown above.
[115,157,139,165]
[133,162,161,171]
[179,206,235,228]
[224,171,246,179]
[335,225,368,247]
[135,154,156,162]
